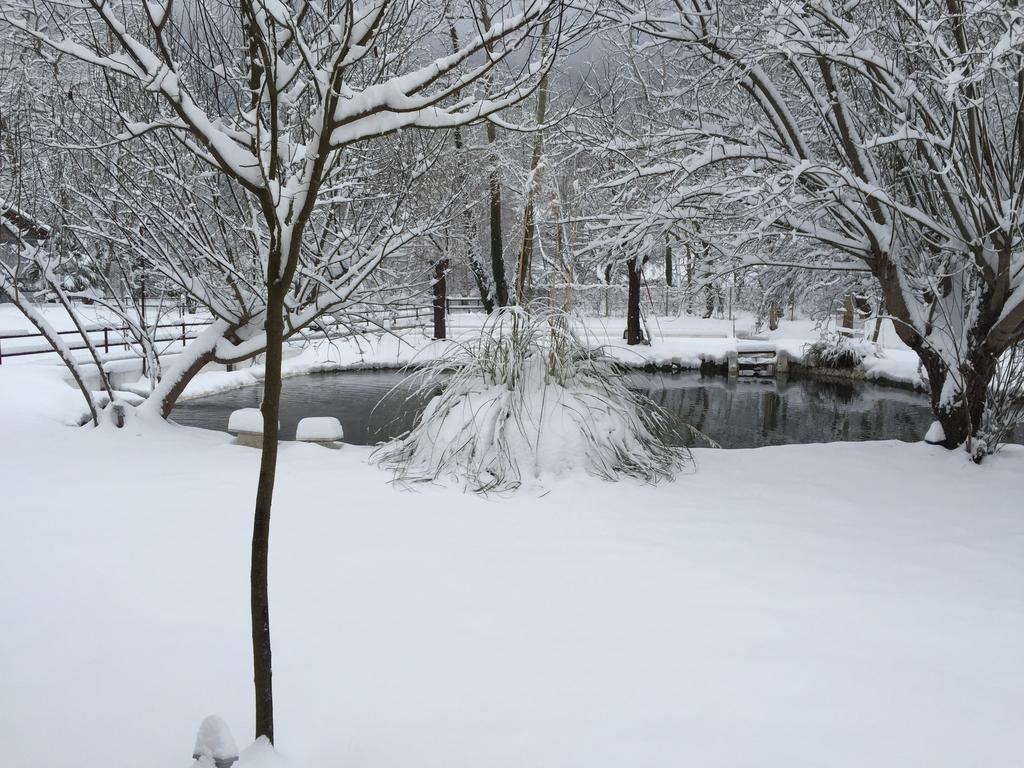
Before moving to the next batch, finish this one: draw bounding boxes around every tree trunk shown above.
[251,285,284,744]
[841,295,855,329]
[445,61,493,315]
[870,298,884,343]
[486,123,509,308]
[47,273,116,403]
[432,258,448,340]
[151,351,216,418]
[467,250,495,314]
[626,257,643,345]
[664,240,673,288]
[920,345,997,449]
[514,35,550,306]
[703,284,716,319]
[603,263,613,317]
[141,320,233,420]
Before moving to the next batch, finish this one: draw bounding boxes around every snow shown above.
[193,715,238,761]
[228,408,264,434]
[1,361,1022,768]
[0,364,96,425]
[925,420,946,444]
[235,738,287,768]
[295,417,343,442]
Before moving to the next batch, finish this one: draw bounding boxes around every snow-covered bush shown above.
[373,309,693,492]
[802,332,878,370]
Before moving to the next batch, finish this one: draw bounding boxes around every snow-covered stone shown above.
[924,420,946,444]
[228,408,263,435]
[296,416,344,443]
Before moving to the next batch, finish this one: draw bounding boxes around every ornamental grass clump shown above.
[803,331,879,370]
[372,308,693,492]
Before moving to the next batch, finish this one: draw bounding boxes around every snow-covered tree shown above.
[2,0,563,741]
[608,0,1024,447]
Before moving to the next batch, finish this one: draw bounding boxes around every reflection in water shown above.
[632,372,936,448]
[171,369,1022,449]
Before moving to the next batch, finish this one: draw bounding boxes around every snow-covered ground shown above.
[1,359,1021,768]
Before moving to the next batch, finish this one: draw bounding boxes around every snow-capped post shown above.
[1,0,568,743]
[192,715,238,768]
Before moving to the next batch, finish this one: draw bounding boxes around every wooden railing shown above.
[0,305,438,365]
[446,296,486,313]
[0,321,209,365]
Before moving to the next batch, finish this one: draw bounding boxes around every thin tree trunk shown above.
[870,298,884,343]
[447,24,495,315]
[626,257,643,345]
[432,258,448,340]
[468,253,495,314]
[486,122,509,308]
[251,286,284,743]
[603,263,613,317]
[514,23,550,305]
[474,0,509,308]
[46,273,115,403]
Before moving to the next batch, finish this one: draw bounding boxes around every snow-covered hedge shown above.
[373,309,694,492]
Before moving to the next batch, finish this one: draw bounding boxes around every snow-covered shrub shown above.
[802,332,877,370]
[971,343,1024,463]
[373,308,693,492]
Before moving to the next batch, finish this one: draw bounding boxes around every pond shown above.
[171,369,1022,449]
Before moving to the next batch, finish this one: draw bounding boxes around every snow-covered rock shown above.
[924,420,946,445]
[228,408,263,435]
[296,416,344,442]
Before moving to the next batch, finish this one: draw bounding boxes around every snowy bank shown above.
[1,386,1021,768]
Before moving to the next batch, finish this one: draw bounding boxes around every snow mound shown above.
[228,408,263,434]
[192,715,238,761]
[925,420,946,445]
[296,416,344,442]
[236,737,288,768]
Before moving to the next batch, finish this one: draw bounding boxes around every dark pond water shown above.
[169,369,1017,449]
[632,373,934,448]
[172,370,435,445]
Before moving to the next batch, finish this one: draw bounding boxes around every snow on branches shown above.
[1,0,566,416]
[604,0,1024,447]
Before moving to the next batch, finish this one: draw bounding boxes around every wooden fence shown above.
[0,321,208,365]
